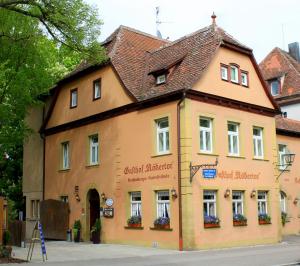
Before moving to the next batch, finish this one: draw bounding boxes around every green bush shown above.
[281,212,287,226]
[73,220,81,230]
[91,219,101,233]
[2,231,10,246]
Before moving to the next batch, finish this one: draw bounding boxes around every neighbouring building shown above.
[23,15,300,250]
[260,44,300,236]
[260,43,300,120]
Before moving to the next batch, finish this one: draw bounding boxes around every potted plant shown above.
[127,215,142,227]
[233,214,247,226]
[0,231,12,259]
[91,218,101,244]
[73,220,81,242]
[258,214,271,224]
[154,217,170,229]
[281,212,287,226]
[204,215,220,228]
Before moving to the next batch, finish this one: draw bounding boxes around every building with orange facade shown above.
[23,16,300,250]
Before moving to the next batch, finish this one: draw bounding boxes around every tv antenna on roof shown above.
[156,6,162,38]
[155,6,172,39]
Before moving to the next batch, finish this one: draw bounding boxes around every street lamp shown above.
[282,153,295,166]
[276,153,296,180]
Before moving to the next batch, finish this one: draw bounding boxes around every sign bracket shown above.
[190,157,218,183]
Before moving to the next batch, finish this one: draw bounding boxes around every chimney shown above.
[288,42,300,62]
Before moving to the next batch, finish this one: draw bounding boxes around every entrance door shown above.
[88,189,100,238]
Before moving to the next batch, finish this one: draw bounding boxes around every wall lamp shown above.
[276,153,296,180]
[74,186,80,202]
[250,190,256,198]
[101,193,107,201]
[224,189,230,198]
[293,198,299,205]
[171,188,178,198]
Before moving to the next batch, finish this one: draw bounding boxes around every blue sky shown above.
[87,0,300,62]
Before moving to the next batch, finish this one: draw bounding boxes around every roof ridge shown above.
[216,26,252,51]
[149,25,212,54]
[118,25,169,43]
[278,48,300,80]
[278,116,300,123]
[259,47,280,65]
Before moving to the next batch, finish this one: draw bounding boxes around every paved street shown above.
[10,236,300,266]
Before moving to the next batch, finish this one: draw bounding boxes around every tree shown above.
[0,1,106,217]
[0,0,105,61]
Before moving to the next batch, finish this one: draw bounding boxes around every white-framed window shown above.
[253,127,264,159]
[62,142,70,169]
[93,79,101,100]
[241,72,248,86]
[232,191,244,215]
[258,191,268,214]
[228,122,240,156]
[70,89,77,108]
[60,196,69,203]
[156,117,169,154]
[130,192,142,217]
[156,191,170,218]
[280,191,287,213]
[156,74,166,85]
[278,144,287,170]
[89,135,99,165]
[200,117,213,153]
[31,199,40,219]
[270,80,280,96]
[203,191,217,217]
[230,65,239,83]
[221,65,228,80]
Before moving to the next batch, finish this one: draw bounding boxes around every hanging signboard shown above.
[202,169,217,179]
[103,208,114,218]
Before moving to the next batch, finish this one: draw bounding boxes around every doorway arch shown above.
[87,189,100,240]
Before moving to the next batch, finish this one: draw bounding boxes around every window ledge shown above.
[58,168,70,173]
[124,226,144,230]
[198,152,219,157]
[231,80,240,85]
[204,224,220,229]
[253,158,269,162]
[149,227,173,231]
[151,152,172,158]
[233,222,247,227]
[86,164,99,169]
[226,155,245,159]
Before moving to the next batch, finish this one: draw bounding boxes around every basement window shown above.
[156,74,166,85]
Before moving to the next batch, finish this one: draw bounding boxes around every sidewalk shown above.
[11,235,300,264]
[12,241,179,263]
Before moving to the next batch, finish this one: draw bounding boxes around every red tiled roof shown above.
[57,24,267,103]
[259,48,300,105]
[276,116,300,135]
[106,24,252,101]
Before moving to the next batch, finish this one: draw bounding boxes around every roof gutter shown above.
[177,90,186,251]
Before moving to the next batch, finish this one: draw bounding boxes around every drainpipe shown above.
[177,90,186,251]
[41,107,45,201]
